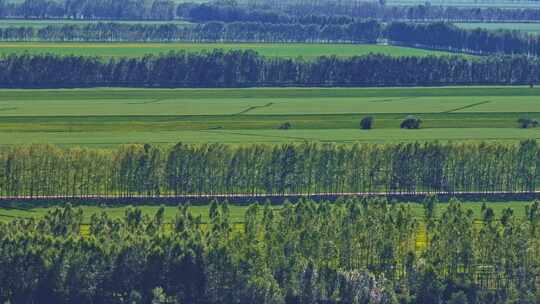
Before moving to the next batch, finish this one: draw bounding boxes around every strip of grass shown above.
[2,86,539,101]
[0,113,530,132]
[0,201,534,224]
[0,128,537,147]
[0,42,465,59]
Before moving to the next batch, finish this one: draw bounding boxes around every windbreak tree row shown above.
[1,199,539,303]
[4,0,540,22]
[0,141,538,197]
[0,21,537,57]
[1,51,540,88]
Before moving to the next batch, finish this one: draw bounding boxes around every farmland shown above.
[2,1,540,302]
[0,42,459,59]
[0,86,537,146]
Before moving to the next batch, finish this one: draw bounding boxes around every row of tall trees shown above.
[0,0,177,20]
[5,0,540,22]
[0,20,382,43]
[386,22,540,56]
[0,21,537,57]
[1,51,540,87]
[0,141,538,197]
[1,198,539,303]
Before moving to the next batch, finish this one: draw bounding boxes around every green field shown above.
[0,42,461,59]
[0,86,538,146]
[0,201,534,224]
[455,22,540,33]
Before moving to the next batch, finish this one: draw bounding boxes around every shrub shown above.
[278,122,292,130]
[518,117,539,128]
[400,115,422,129]
[360,116,374,130]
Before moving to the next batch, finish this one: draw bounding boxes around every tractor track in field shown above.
[233,102,274,115]
[443,100,491,113]
[199,129,310,141]
[369,97,415,102]
[127,98,164,105]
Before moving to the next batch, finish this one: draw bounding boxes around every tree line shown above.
[1,51,540,88]
[1,21,537,57]
[5,0,540,22]
[0,20,382,43]
[0,141,538,198]
[1,198,539,303]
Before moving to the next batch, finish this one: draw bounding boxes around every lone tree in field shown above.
[279,122,292,130]
[400,115,422,129]
[360,116,374,130]
[518,117,539,128]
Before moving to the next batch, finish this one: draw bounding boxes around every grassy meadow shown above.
[0,86,538,146]
[0,42,462,59]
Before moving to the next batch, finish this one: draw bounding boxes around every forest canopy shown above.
[1,198,539,303]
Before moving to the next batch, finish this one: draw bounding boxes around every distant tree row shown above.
[1,198,539,303]
[0,141,537,198]
[386,22,536,56]
[1,51,540,88]
[0,20,382,43]
[1,21,538,57]
[4,0,540,22]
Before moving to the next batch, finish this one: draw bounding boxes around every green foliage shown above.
[518,117,539,128]
[0,199,538,303]
[0,51,534,89]
[278,122,292,130]
[400,115,422,129]
[0,141,538,197]
[360,116,374,130]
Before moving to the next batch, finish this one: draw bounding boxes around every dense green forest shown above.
[0,141,537,197]
[1,198,539,303]
[2,51,539,87]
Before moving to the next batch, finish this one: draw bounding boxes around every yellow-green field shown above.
[0,86,538,146]
[0,42,462,59]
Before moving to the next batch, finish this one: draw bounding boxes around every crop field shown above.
[0,42,461,59]
[0,201,533,224]
[0,86,538,146]
[455,22,540,33]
